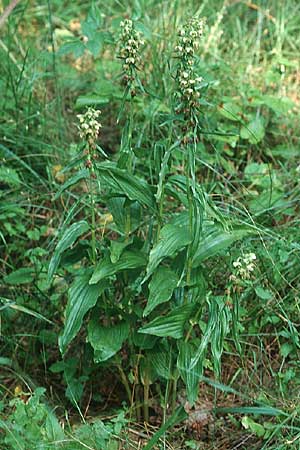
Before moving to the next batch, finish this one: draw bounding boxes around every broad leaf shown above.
[177,341,203,405]
[90,250,147,284]
[96,162,156,212]
[110,238,133,263]
[145,224,191,279]
[148,344,173,380]
[59,273,107,354]
[189,297,225,371]
[0,167,20,187]
[241,117,265,144]
[107,197,142,233]
[143,266,178,316]
[4,267,35,285]
[48,221,89,283]
[139,304,195,339]
[210,298,231,376]
[88,320,129,362]
[192,226,251,267]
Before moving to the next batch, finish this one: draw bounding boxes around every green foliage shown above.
[0,389,125,449]
[1,1,300,448]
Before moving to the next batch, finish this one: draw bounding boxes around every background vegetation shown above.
[0,0,300,449]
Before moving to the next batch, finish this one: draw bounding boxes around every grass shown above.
[1,0,300,449]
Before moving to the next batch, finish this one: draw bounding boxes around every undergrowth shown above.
[1,1,300,449]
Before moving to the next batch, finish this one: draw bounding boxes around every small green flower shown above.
[174,17,205,141]
[117,19,145,96]
[77,108,102,149]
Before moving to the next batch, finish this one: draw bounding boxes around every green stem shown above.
[89,168,96,264]
[185,147,193,300]
[185,304,202,343]
[156,184,164,240]
[171,374,178,413]
[156,128,174,241]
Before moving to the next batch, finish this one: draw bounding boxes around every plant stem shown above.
[171,374,178,413]
[89,169,96,264]
[185,146,193,300]
[156,128,174,241]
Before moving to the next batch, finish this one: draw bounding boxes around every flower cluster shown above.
[77,108,101,168]
[117,19,145,96]
[175,18,204,62]
[231,253,257,281]
[174,18,205,140]
[77,108,101,149]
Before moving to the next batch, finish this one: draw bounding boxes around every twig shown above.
[0,0,21,30]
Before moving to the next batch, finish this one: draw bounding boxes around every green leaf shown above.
[255,286,273,301]
[90,250,147,284]
[0,167,21,187]
[110,238,133,263]
[107,197,141,233]
[241,117,265,144]
[54,169,89,199]
[241,416,265,437]
[88,320,130,362]
[0,357,13,367]
[147,343,173,380]
[190,298,218,370]
[192,226,251,267]
[58,40,85,58]
[75,95,110,108]
[146,224,191,279]
[59,273,107,355]
[0,297,53,323]
[177,341,202,405]
[216,406,284,416]
[48,221,89,283]
[218,102,242,121]
[132,332,158,349]
[96,162,156,212]
[280,342,293,358]
[210,298,231,376]
[143,266,179,316]
[4,267,34,285]
[263,95,294,115]
[139,304,195,339]
[269,145,299,160]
